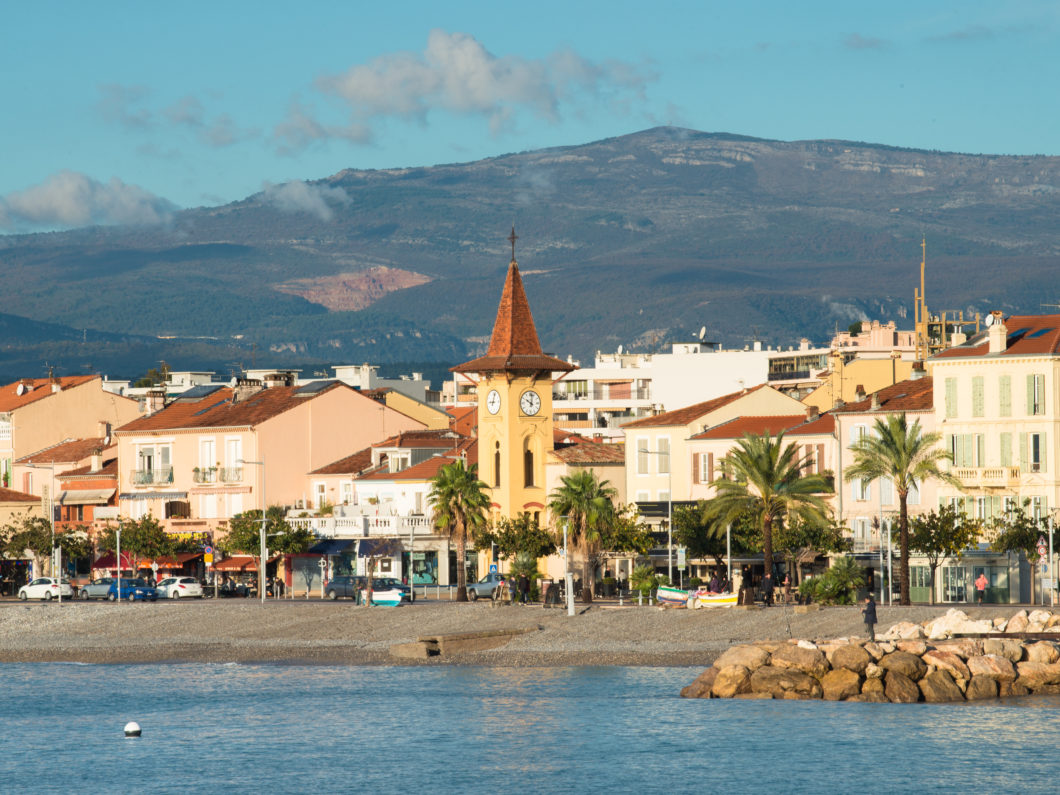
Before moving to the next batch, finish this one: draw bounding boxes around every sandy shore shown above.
[0,598,1016,666]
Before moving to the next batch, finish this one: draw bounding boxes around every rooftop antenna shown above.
[508,224,518,262]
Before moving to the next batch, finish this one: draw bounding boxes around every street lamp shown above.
[638,448,673,582]
[238,458,267,606]
[25,461,60,604]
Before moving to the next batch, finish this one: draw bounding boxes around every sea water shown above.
[3,663,1059,794]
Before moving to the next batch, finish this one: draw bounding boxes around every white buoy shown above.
[124,721,142,738]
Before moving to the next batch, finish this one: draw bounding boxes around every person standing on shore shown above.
[975,572,988,605]
[761,571,774,606]
[862,594,877,641]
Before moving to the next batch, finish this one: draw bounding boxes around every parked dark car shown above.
[107,578,158,602]
[325,575,365,600]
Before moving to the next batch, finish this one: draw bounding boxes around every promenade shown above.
[0,599,1015,666]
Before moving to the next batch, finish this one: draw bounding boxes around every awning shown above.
[142,553,203,569]
[119,492,188,501]
[59,488,116,505]
[357,538,402,558]
[308,539,355,555]
[93,551,135,569]
[212,555,257,572]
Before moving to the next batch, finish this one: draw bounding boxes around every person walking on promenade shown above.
[782,573,791,605]
[862,594,878,641]
[518,573,529,604]
[975,572,988,605]
[761,571,774,606]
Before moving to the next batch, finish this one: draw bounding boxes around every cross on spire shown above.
[508,225,518,262]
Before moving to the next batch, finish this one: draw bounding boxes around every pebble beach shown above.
[0,599,1000,666]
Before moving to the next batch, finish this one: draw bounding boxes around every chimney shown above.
[988,315,1008,354]
[231,378,264,403]
[262,372,293,389]
[910,361,926,380]
[855,385,866,402]
[144,389,166,414]
[870,392,881,411]
[833,398,845,410]
[91,452,102,472]
[97,420,111,445]
[806,404,820,421]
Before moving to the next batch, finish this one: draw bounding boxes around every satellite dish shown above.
[699,326,706,340]
[15,383,24,396]
[984,314,995,327]
[617,344,623,354]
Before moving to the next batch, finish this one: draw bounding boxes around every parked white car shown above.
[18,577,74,601]
[156,576,203,599]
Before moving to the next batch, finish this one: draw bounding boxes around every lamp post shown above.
[25,461,59,604]
[238,458,267,606]
[638,448,673,582]
[563,517,574,617]
[116,519,123,604]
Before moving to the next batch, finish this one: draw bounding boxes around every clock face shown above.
[485,389,501,415]
[520,390,541,416]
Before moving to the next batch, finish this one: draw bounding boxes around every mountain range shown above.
[1,126,1058,382]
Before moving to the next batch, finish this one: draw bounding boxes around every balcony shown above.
[288,514,434,539]
[219,467,243,483]
[554,387,651,402]
[131,467,174,486]
[193,468,217,484]
[952,467,1021,489]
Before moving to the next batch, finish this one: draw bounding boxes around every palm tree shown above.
[707,432,832,586]
[548,469,617,602]
[846,413,959,605]
[429,459,491,602]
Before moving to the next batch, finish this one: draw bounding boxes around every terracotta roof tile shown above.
[551,440,625,465]
[692,415,807,440]
[310,447,374,476]
[17,438,111,464]
[791,414,836,435]
[0,487,39,503]
[356,455,454,482]
[448,406,477,436]
[59,458,119,478]
[833,376,934,414]
[115,382,352,432]
[933,314,1060,359]
[0,376,98,412]
[372,430,463,449]
[622,384,771,428]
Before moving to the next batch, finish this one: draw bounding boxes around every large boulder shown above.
[883,621,926,640]
[982,638,1023,662]
[711,665,753,698]
[966,654,1017,683]
[862,642,885,661]
[932,638,982,660]
[1015,661,1060,691]
[1024,642,1060,664]
[965,675,998,700]
[750,666,823,699]
[1000,680,1030,698]
[770,644,829,679]
[821,668,862,701]
[885,670,921,703]
[714,645,771,671]
[864,662,883,679]
[861,677,886,698]
[896,640,928,656]
[1028,609,1052,626]
[1006,611,1030,634]
[831,644,871,674]
[922,650,971,685]
[919,670,965,703]
[879,651,928,681]
[680,667,718,699]
[923,608,995,640]
[1046,614,1060,629]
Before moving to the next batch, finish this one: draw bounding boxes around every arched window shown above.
[524,446,535,487]
[494,442,501,488]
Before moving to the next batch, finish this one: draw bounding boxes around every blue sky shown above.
[1,0,1057,232]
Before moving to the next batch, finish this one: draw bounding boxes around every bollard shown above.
[638,592,643,606]
[619,592,623,606]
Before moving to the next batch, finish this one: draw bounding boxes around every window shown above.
[1029,374,1045,416]
[974,434,985,467]
[1032,496,1044,521]
[341,482,353,505]
[880,477,894,506]
[523,447,535,488]
[1031,432,1044,473]
[944,378,957,418]
[854,478,871,502]
[657,437,670,474]
[1003,496,1016,516]
[315,482,326,508]
[999,375,1012,417]
[658,490,670,502]
[494,442,501,488]
[908,480,921,505]
[635,491,650,502]
[972,376,984,418]
[976,497,987,520]
[636,438,649,475]
[0,420,10,441]
[1000,433,1012,467]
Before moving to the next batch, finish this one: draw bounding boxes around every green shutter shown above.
[962,435,973,468]
[1020,433,1029,469]
[1000,433,1012,467]
[999,375,1012,417]
[1042,432,1048,472]
[972,376,984,417]
[1028,374,1036,415]
[945,378,957,418]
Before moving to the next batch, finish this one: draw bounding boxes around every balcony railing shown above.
[768,369,812,382]
[131,467,174,486]
[219,467,243,483]
[952,467,1021,489]
[193,468,217,484]
[288,514,434,539]
[554,387,651,402]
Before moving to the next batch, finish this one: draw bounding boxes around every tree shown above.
[772,516,851,586]
[909,506,982,605]
[97,515,173,575]
[803,556,865,605]
[846,413,959,605]
[989,499,1049,601]
[477,514,557,562]
[548,469,618,602]
[429,459,490,602]
[706,432,832,582]
[673,501,757,570]
[221,506,310,555]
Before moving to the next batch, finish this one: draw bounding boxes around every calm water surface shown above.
[3,663,1059,794]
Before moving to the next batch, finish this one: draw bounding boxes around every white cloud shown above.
[261,180,350,221]
[283,30,653,149]
[0,171,177,232]
[97,83,155,128]
[273,100,373,154]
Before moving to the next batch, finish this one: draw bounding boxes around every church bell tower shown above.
[452,228,576,523]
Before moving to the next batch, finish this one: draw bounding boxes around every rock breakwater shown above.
[681,608,1060,703]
